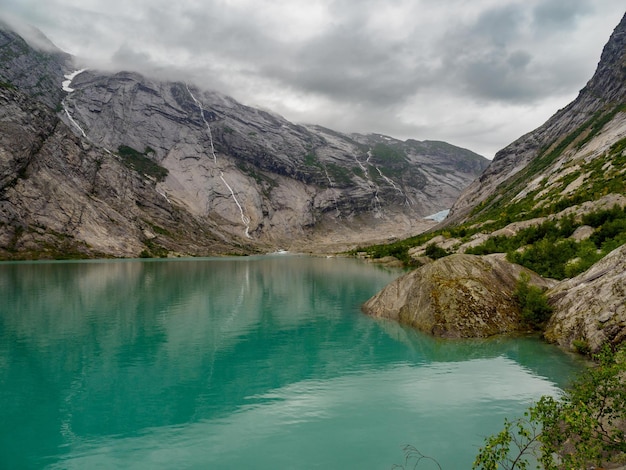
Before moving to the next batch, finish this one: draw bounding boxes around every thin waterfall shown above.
[60,69,170,204]
[61,69,88,138]
[186,84,252,238]
[355,152,383,215]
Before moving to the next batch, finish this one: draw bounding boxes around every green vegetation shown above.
[351,231,440,266]
[463,205,626,280]
[303,152,318,167]
[371,143,408,163]
[467,104,626,228]
[513,273,553,329]
[473,345,626,469]
[140,239,169,258]
[353,203,626,276]
[325,162,355,186]
[117,145,168,182]
[424,243,450,260]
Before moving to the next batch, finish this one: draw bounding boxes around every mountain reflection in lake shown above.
[0,255,584,469]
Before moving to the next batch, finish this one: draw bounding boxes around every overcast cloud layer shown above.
[2,1,625,158]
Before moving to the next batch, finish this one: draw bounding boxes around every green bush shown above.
[473,345,626,470]
[424,243,450,260]
[508,238,577,280]
[564,239,602,278]
[513,273,553,329]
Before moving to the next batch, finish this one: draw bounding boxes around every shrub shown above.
[424,243,450,260]
[513,273,553,329]
[473,345,626,470]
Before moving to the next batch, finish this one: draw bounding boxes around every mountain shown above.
[0,21,71,108]
[445,12,626,227]
[0,23,488,259]
[361,12,626,353]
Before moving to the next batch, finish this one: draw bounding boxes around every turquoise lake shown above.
[0,255,585,469]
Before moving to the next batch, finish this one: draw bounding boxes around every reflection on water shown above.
[0,256,584,469]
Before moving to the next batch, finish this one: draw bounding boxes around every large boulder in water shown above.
[545,244,626,353]
[362,253,554,338]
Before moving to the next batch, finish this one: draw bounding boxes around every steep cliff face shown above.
[61,70,487,249]
[0,24,489,258]
[0,23,71,109]
[446,12,626,226]
[0,86,248,259]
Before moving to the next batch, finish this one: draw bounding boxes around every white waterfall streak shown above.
[61,69,88,138]
[185,84,217,164]
[321,164,341,216]
[220,173,251,238]
[186,84,252,238]
[63,106,87,138]
[375,167,410,205]
[359,152,383,215]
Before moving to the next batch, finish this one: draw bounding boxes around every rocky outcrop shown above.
[545,244,626,353]
[362,253,554,338]
[361,13,626,351]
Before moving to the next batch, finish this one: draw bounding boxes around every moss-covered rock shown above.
[545,243,626,353]
[362,253,555,338]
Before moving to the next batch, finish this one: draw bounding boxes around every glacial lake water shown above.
[0,255,585,469]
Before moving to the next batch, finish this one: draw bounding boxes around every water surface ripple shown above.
[0,256,584,469]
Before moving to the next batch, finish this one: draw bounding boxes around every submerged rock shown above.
[545,244,626,353]
[362,253,554,338]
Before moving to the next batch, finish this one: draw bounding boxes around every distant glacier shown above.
[425,209,449,222]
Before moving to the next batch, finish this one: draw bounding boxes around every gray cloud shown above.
[1,0,624,158]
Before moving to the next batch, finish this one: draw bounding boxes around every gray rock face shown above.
[0,24,71,109]
[0,86,248,259]
[445,12,626,226]
[545,244,626,353]
[61,70,487,248]
[362,253,555,338]
[0,23,490,257]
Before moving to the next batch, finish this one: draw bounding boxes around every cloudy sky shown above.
[2,1,625,158]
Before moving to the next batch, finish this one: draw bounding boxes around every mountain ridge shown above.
[445,12,626,227]
[0,23,488,259]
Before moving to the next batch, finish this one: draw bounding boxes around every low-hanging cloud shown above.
[1,0,625,158]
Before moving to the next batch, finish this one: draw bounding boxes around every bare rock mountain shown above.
[0,23,488,258]
[0,85,246,258]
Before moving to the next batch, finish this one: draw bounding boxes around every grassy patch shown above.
[465,205,626,279]
[117,146,168,182]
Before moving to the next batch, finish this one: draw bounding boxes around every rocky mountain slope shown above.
[362,12,626,353]
[445,12,626,227]
[0,24,488,259]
